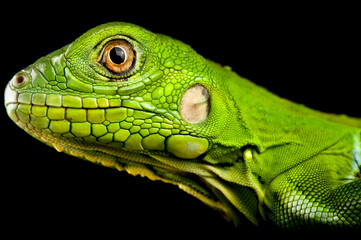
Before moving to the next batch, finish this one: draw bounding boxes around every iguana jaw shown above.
[29,124,228,216]
[6,96,229,220]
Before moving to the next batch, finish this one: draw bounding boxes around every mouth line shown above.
[4,83,187,150]
[4,81,158,113]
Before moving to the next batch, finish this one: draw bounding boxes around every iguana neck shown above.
[225,73,361,145]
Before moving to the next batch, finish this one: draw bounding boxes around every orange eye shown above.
[102,40,135,74]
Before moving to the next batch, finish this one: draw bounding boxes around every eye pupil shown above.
[109,47,126,64]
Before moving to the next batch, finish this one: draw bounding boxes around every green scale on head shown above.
[5,22,361,229]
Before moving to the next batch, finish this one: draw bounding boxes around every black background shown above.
[1,3,359,237]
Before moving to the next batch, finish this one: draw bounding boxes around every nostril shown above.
[14,75,24,85]
[11,73,30,88]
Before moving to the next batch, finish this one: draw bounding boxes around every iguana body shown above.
[4,22,360,229]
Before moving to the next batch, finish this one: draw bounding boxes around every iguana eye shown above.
[101,40,135,74]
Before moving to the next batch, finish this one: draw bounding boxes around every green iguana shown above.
[4,22,360,230]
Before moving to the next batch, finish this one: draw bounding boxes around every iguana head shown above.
[5,22,261,225]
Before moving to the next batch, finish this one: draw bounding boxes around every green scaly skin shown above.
[4,22,361,230]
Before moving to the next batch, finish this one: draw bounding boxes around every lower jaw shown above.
[12,115,228,215]
[6,101,229,221]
